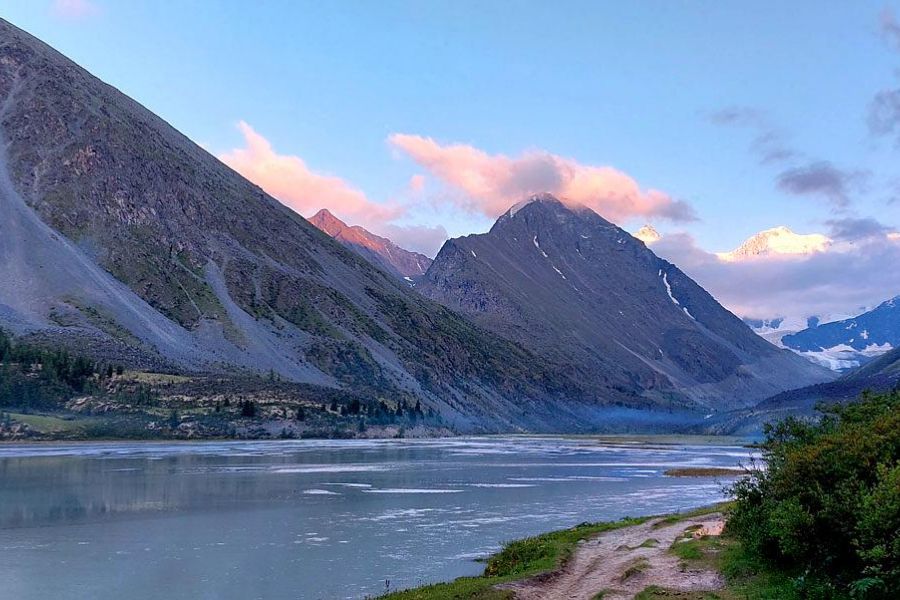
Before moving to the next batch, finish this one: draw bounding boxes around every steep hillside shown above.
[0,18,608,432]
[308,209,432,280]
[419,195,832,411]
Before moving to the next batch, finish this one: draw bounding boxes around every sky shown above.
[4,0,900,321]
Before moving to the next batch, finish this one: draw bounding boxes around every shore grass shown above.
[378,516,649,599]
[7,412,88,433]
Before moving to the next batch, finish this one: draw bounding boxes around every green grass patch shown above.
[619,557,650,582]
[7,412,86,433]
[635,585,724,599]
[651,503,731,530]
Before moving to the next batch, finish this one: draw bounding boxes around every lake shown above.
[0,436,753,599]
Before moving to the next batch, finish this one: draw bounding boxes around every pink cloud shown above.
[219,121,402,230]
[51,0,99,19]
[387,134,695,223]
[408,174,426,194]
[218,122,447,255]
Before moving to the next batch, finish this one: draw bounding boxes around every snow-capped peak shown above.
[634,224,661,244]
[716,226,830,262]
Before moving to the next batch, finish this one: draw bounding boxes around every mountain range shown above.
[0,18,835,433]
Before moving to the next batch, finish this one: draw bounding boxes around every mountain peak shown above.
[308,208,347,236]
[717,226,831,262]
[635,224,661,244]
[502,192,564,219]
[308,209,432,279]
[420,196,831,411]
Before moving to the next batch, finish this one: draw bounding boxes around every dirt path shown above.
[499,513,725,600]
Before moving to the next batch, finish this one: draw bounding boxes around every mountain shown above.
[780,296,899,371]
[716,226,830,262]
[744,316,813,346]
[0,18,619,432]
[702,344,900,436]
[308,209,432,280]
[418,194,832,412]
[634,224,661,244]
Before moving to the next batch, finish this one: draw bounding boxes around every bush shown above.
[728,391,900,598]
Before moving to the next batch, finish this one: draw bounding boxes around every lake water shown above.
[0,437,753,599]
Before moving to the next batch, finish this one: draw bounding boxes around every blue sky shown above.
[5,1,900,318]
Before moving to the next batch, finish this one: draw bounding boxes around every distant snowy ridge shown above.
[717,226,830,262]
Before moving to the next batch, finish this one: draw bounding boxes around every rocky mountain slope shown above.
[308,209,432,280]
[418,195,832,412]
[0,18,616,432]
[780,296,899,371]
[701,344,900,436]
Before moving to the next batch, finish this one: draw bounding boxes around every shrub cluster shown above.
[728,390,900,598]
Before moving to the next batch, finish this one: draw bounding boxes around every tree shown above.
[240,400,257,418]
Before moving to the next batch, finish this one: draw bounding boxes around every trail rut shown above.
[500,513,725,600]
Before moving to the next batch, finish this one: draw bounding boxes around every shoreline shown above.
[377,503,732,600]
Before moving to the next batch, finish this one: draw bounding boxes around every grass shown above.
[663,468,743,478]
[619,557,650,582]
[378,516,649,599]
[633,528,803,600]
[125,371,193,384]
[7,412,87,433]
[651,502,732,529]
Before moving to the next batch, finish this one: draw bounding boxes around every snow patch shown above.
[552,266,566,280]
[533,236,548,258]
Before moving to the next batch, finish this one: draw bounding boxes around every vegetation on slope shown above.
[0,328,131,409]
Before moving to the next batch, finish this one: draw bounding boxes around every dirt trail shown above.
[500,513,725,600]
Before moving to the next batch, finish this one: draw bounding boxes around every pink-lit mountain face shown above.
[309,209,432,280]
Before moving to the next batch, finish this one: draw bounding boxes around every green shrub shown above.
[727,391,900,598]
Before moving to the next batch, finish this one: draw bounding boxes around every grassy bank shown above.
[379,516,649,599]
[378,502,806,600]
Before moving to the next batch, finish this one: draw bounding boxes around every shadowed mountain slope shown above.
[418,195,832,412]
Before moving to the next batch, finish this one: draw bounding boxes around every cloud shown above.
[652,226,900,320]
[869,87,900,144]
[825,217,892,241]
[387,134,696,223]
[219,121,402,228]
[706,106,796,165]
[882,8,900,51]
[380,223,448,257]
[776,162,868,209]
[408,174,426,194]
[218,122,448,256]
[51,0,99,19]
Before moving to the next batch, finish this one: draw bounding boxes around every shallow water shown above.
[0,437,753,599]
